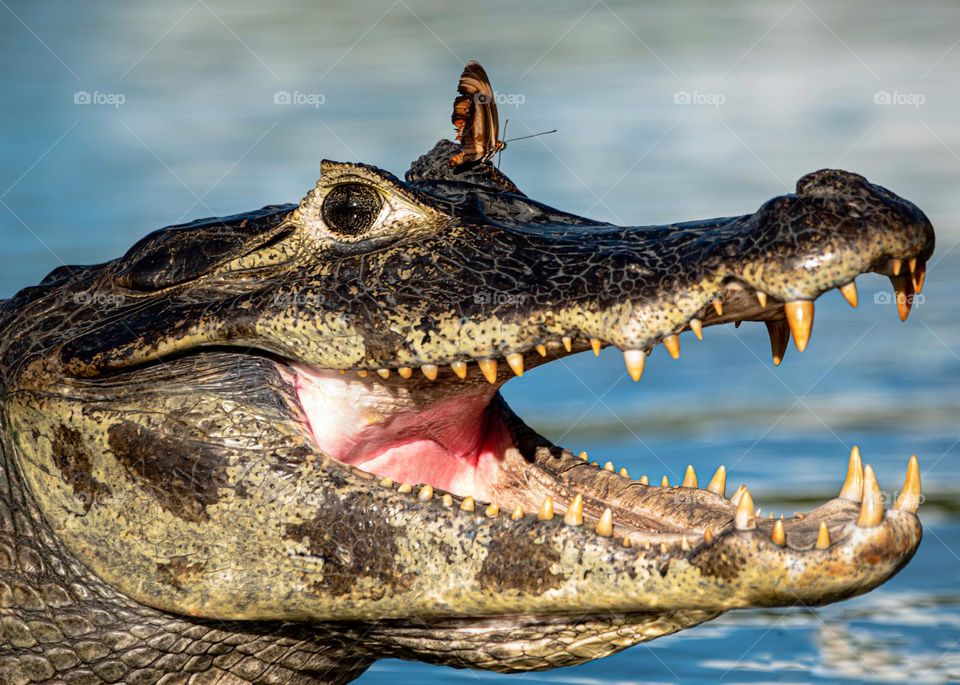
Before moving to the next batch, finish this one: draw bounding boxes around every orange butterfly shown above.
[450,61,505,167]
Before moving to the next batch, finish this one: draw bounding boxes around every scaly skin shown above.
[0,139,933,683]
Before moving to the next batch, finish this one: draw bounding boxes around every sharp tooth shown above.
[562,336,573,352]
[893,455,922,513]
[682,465,698,488]
[757,291,768,308]
[815,522,831,549]
[856,464,884,528]
[590,338,602,356]
[379,477,394,488]
[397,483,413,494]
[418,485,434,501]
[784,301,814,352]
[690,318,704,340]
[506,353,524,377]
[891,257,903,276]
[712,299,724,317]
[890,274,913,321]
[703,527,714,544]
[595,508,614,537]
[511,505,524,521]
[563,494,584,526]
[536,344,548,357]
[442,494,454,507]
[477,359,498,384]
[839,281,859,308]
[730,484,747,506]
[623,350,646,381]
[838,445,864,502]
[707,465,726,496]
[771,519,786,546]
[591,461,600,468]
[681,536,690,551]
[578,450,589,461]
[377,368,391,379]
[622,536,632,548]
[421,365,439,380]
[603,461,615,472]
[538,496,555,520]
[398,366,413,379]
[663,334,681,360]
[661,475,670,488]
[338,369,347,375]
[357,370,369,378]
[735,488,757,530]
[451,361,468,379]
[618,466,630,478]
[764,320,790,366]
[486,503,500,517]
[908,257,917,274]
[912,261,926,294]
[659,542,668,555]
[460,496,475,512]
[639,475,649,485]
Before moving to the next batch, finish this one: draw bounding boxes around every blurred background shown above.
[1,1,958,682]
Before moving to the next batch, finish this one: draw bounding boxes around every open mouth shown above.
[292,259,925,559]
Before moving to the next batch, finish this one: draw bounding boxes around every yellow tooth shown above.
[661,475,670,488]
[451,361,468,379]
[623,350,646,382]
[595,508,613,537]
[603,461,615,472]
[590,338,602,356]
[538,496,555,520]
[689,318,703,340]
[730,484,747,506]
[663,334,680,360]
[421,365,438,380]
[357,370,369,378]
[338,369,347,375]
[890,274,912,321]
[784,301,814,352]
[659,542,668,555]
[578,450,588,461]
[894,455,922,513]
[639,475,649,485]
[703,527,714,544]
[506,353,524,377]
[838,445,864,502]
[622,536,631,548]
[681,536,690,551]
[562,336,572,352]
[377,368,391,379]
[815,521,831,549]
[398,366,413,379]
[856,464,884,527]
[460,496,475,512]
[712,298,724,317]
[618,467,630,478]
[757,291,768,308]
[765,320,790,366]
[418,485,434,501]
[379,477,394,488]
[591,461,600,468]
[839,281,858,308]
[707,465,726,497]
[486,503,500,517]
[511,505,524,521]
[771,519,786,546]
[397,483,413,494]
[912,261,926,294]
[682,465,698,488]
[478,359,498,384]
[442,494,454,507]
[564,494,584,526]
[535,344,547,357]
[735,488,757,530]
[908,257,917,274]
[891,257,902,276]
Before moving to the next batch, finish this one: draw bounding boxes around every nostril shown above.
[795,168,869,198]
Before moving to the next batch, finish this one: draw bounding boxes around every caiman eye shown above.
[321,183,382,236]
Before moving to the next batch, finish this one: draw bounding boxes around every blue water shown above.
[2,1,958,682]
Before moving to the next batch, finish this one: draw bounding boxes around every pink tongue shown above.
[294,366,511,500]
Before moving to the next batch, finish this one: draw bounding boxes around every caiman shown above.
[0,133,933,683]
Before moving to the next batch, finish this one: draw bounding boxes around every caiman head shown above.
[0,139,932,675]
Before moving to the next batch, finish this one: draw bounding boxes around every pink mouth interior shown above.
[294,366,513,500]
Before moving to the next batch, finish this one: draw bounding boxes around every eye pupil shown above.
[321,183,381,235]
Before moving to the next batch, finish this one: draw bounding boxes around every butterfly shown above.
[449,61,505,167]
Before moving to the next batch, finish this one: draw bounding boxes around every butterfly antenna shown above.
[503,129,557,143]
[498,119,509,169]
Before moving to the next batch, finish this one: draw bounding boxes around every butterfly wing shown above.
[450,61,501,166]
